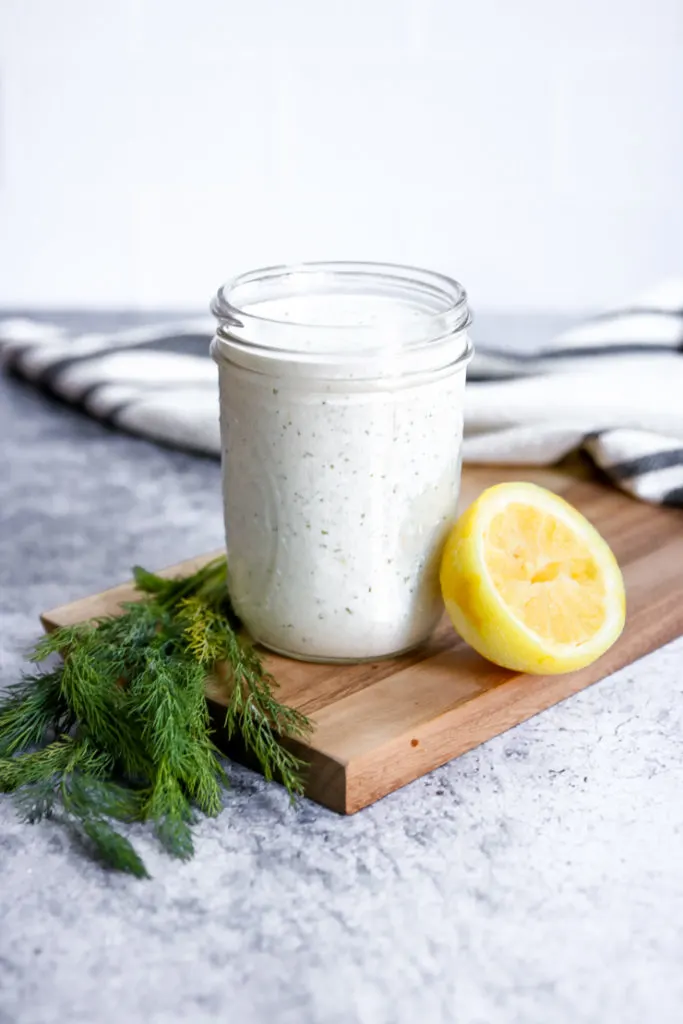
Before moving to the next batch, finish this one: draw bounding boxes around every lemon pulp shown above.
[485,503,607,644]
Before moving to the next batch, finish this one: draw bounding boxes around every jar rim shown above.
[211,261,471,352]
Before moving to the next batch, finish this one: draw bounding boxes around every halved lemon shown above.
[440,482,626,674]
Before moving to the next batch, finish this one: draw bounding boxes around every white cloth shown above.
[2,281,683,507]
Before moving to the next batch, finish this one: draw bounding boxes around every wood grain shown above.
[41,467,683,815]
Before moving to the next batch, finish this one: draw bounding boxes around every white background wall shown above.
[0,0,681,311]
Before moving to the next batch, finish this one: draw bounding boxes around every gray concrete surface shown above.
[1,313,682,1024]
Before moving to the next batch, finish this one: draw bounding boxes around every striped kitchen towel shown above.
[1,280,682,507]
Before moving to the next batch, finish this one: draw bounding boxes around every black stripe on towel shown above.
[110,333,212,357]
[472,342,683,369]
[531,342,683,360]
[584,306,683,323]
[13,333,212,389]
[466,370,528,383]
[607,449,683,480]
[662,486,683,508]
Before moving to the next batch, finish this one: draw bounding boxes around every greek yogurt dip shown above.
[212,270,471,662]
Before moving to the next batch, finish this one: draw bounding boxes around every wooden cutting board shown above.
[41,465,683,814]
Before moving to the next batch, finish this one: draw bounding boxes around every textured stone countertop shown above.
[1,313,682,1024]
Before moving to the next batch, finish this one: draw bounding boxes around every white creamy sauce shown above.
[215,293,467,661]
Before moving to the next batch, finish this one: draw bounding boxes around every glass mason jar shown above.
[211,261,473,663]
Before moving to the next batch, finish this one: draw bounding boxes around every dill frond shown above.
[12,777,59,822]
[79,817,149,879]
[0,555,311,876]
[0,670,71,757]
[177,596,312,797]
[145,763,195,861]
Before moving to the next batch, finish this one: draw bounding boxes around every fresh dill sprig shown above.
[177,597,310,793]
[0,557,311,877]
[0,669,72,757]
